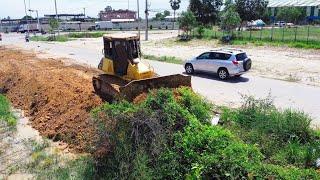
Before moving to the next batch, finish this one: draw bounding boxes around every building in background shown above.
[99,6,136,22]
[268,0,320,21]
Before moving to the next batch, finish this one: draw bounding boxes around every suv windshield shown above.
[236,53,248,61]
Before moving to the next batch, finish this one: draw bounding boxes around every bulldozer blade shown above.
[93,74,192,102]
[119,74,192,101]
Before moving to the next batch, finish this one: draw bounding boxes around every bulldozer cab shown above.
[103,34,141,76]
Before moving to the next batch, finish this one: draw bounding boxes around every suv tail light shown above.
[232,60,239,65]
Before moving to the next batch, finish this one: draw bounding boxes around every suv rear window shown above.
[236,53,248,61]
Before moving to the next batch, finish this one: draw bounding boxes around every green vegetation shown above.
[189,26,320,49]
[276,7,305,24]
[67,32,106,38]
[142,54,183,64]
[30,35,69,42]
[221,95,320,172]
[30,32,107,42]
[24,140,96,179]
[220,2,241,32]
[178,11,197,36]
[82,88,320,179]
[0,95,17,127]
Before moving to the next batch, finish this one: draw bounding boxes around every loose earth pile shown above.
[0,47,102,152]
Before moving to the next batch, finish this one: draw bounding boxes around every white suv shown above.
[184,48,252,80]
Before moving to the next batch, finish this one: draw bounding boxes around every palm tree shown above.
[169,0,181,29]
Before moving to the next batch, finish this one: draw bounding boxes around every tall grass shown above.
[192,26,320,49]
[221,95,320,169]
[142,54,183,64]
[30,32,107,42]
[0,95,17,127]
[89,88,320,179]
[68,32,106,38]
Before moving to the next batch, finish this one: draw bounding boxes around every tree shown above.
[21,15,33,20]
[276,7,305,24]
[164,10,171,17]
[170,0,181,29]
[220,4,241,33]
[189,0,223,25]
[48,18,59,34]
[178,10,197,36]
[235,0,268,23]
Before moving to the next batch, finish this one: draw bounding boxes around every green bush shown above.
[221,95,320,169]
[68,32,105,38]
[0,95,17,127]
[88,89,320,179]
[142,54,183,64]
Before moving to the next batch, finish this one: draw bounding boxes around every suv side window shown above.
[212,52,231,60]
[197,52,210,60]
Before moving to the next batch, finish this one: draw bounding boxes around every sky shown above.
[0,0,190,19]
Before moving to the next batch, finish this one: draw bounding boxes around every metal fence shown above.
[198,25,320,43]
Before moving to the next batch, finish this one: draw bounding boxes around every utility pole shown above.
[0,19,2,33]
[54,0,60,35]
[23,0,30,34]
[83,8,86,18]
[145,0,149,41]
[137,0,141,38]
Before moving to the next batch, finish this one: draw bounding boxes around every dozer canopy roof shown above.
[103,33,139,41]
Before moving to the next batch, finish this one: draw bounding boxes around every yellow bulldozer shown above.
[93,33,191,102]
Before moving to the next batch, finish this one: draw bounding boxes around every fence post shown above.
[271,25,274,41]
[294,26,297,41]
[260,27,263,40]
[249,27,252,40]
[307,25,310,44]
[282,26,285,41]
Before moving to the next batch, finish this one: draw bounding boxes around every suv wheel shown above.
[243,59,252,71]
[218,68,229,80]
[185,64,194,74]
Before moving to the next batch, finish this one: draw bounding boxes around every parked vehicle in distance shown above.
[95,21,113,30]
[274,21,286,27]
[184,48,252,80]
[286,23,295,28]
[18,24,39,33]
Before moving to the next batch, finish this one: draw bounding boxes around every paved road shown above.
[1,33,320,125]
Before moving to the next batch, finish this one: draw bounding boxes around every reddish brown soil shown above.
[0,47,103,152]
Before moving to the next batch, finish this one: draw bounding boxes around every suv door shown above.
[193,52,211,71]
[201,52,218,73]
[207,52,231,73]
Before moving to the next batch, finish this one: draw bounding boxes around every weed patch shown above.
[0,95,17,127]
[142,54,183,64]
[90,88,319,179]
[221,95,320,170]
[68,32,106,38]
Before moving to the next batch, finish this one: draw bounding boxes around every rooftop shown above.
[268,0,320,7]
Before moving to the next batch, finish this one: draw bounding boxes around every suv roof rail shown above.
[210,48,243,54]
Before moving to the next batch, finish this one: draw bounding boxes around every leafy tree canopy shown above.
[235,0,268,22]
[170,0,181,11]
[21,15,33,20]
[189,0,223,25]
[220,4,241,32]
[276,7,305,23]
[178,10,197,34]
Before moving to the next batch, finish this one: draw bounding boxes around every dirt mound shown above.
[0,47,102,152]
